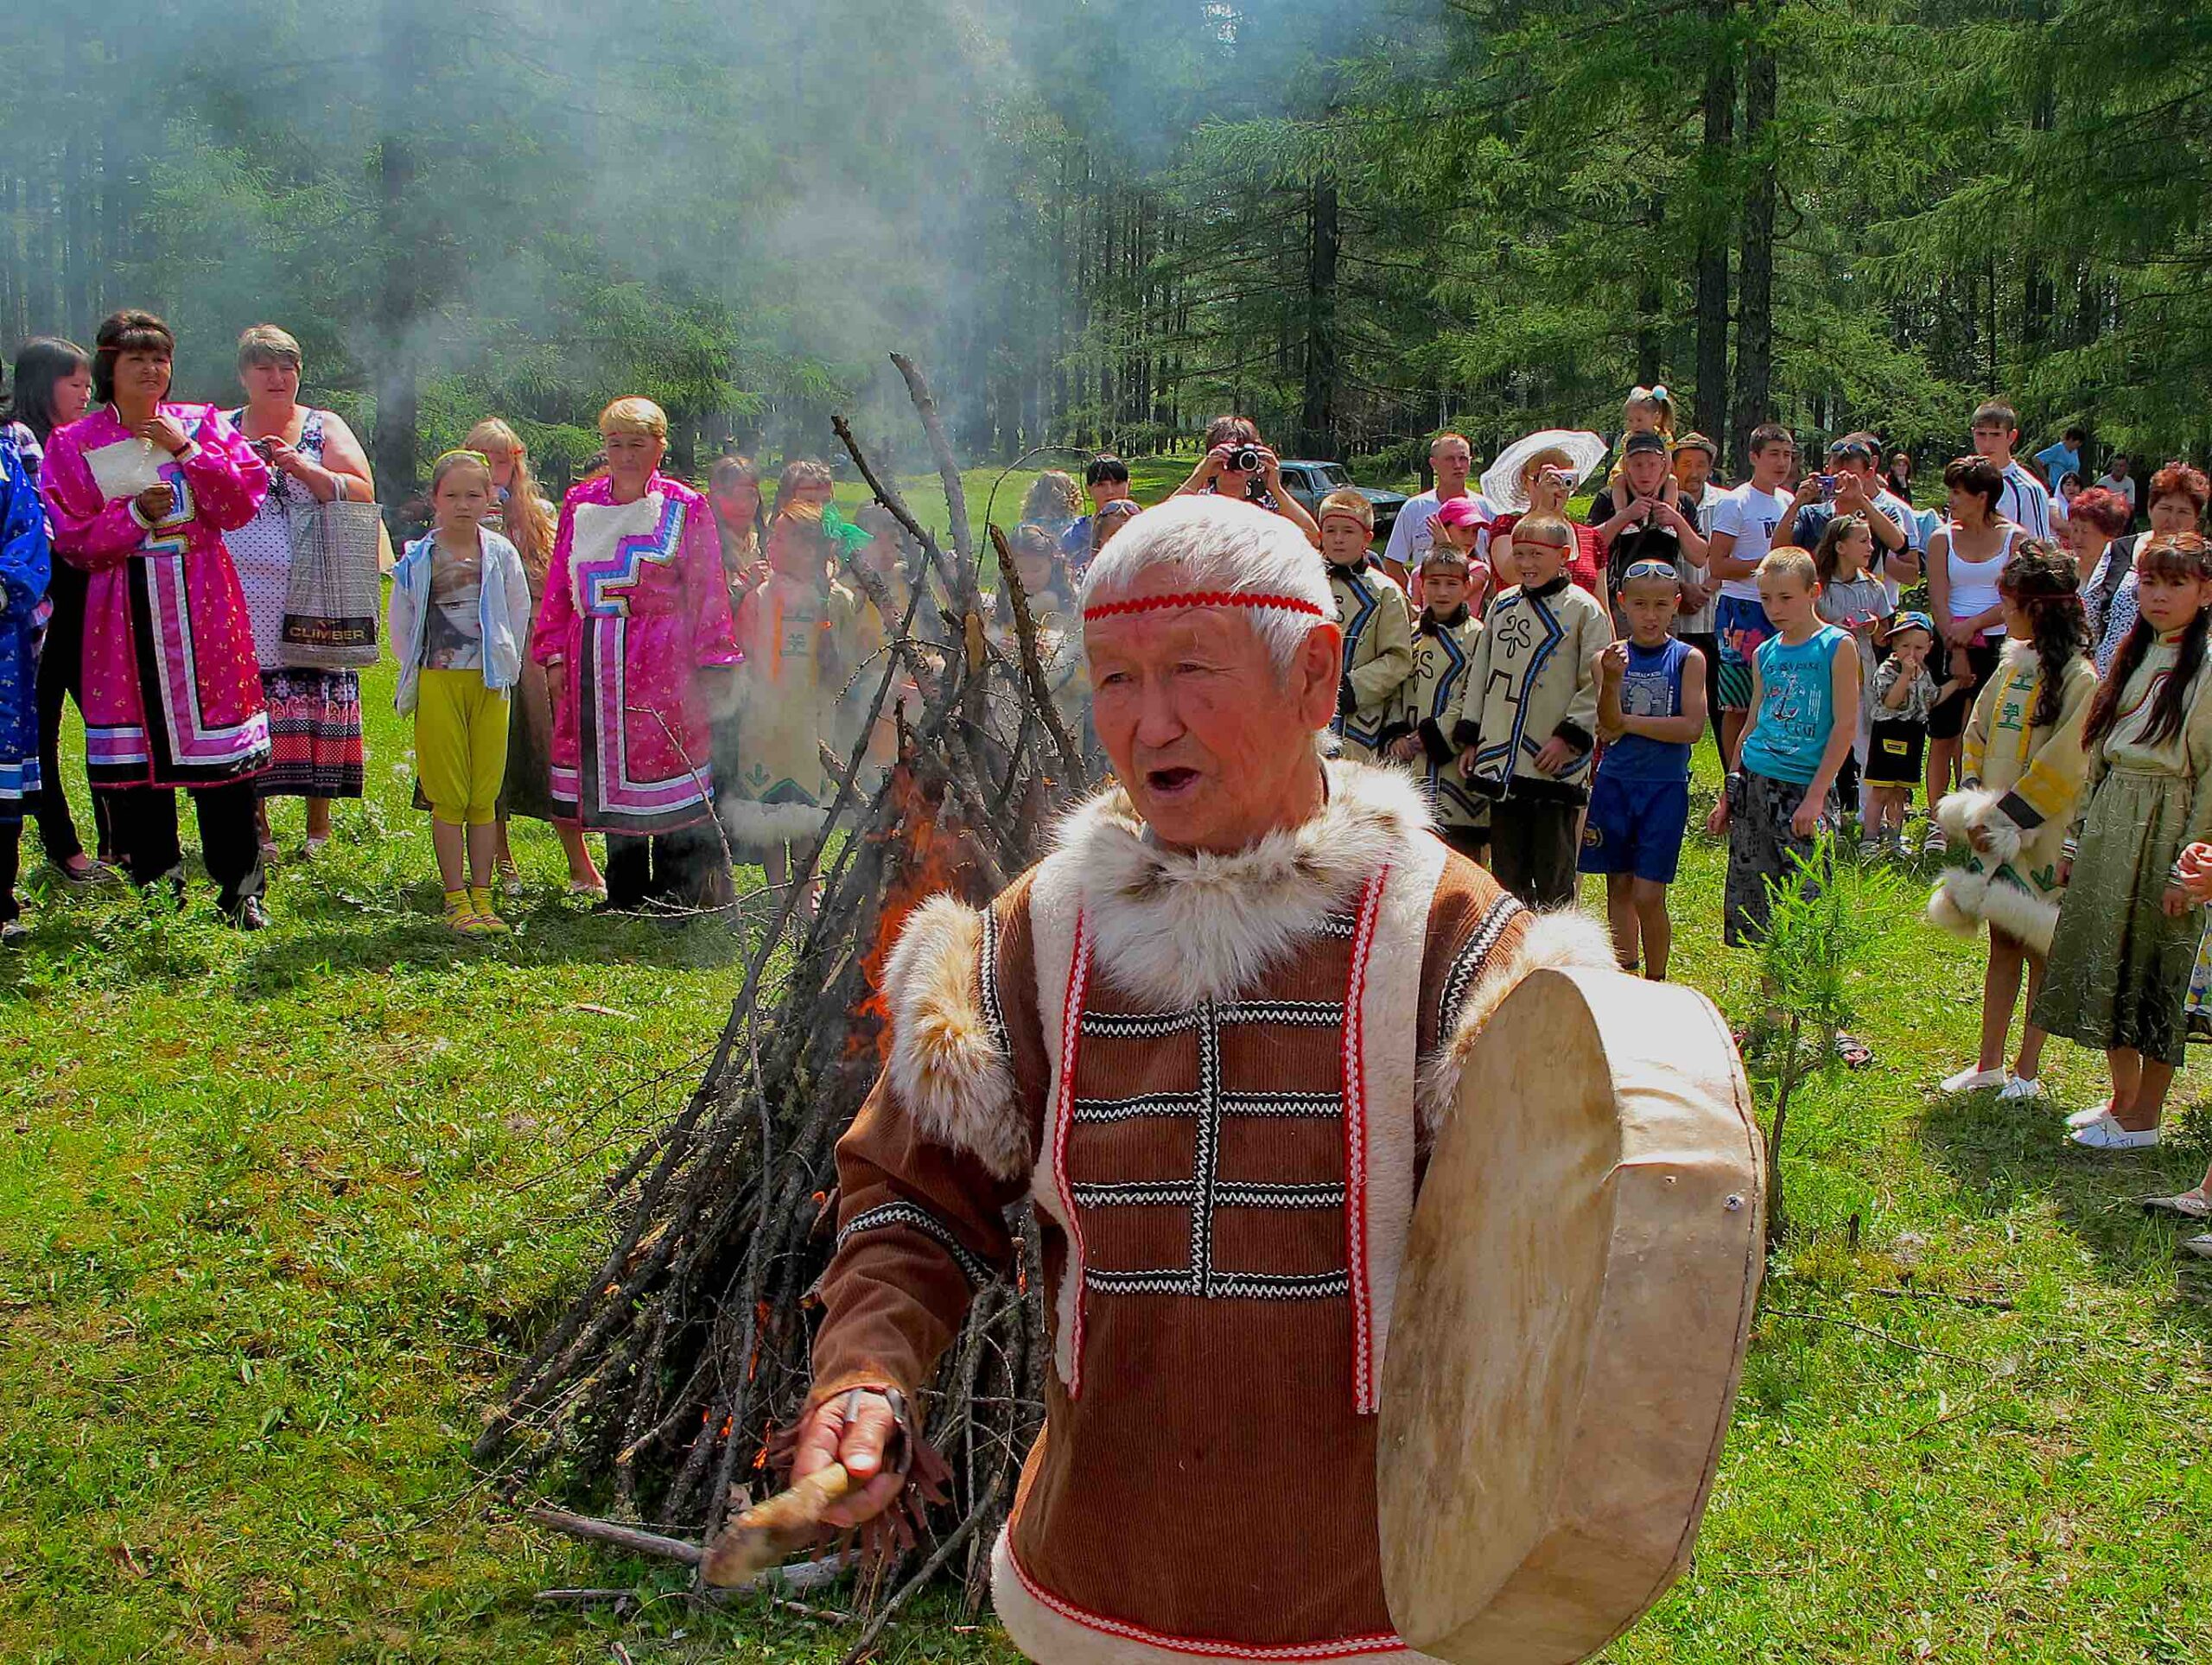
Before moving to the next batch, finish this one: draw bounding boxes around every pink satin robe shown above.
[40,404,272,789]
[530,473,741,834]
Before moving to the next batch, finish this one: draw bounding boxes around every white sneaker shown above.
[2069,1117,2161,1151]
[1923,823,1948,855]
[1996,1074,2046,1103]
[2183,1234,2212,1260]
[2064,1100,2113,1129]
[1938,1064,2005,1093]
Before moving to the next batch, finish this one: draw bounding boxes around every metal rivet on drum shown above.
[1725,1194,1745,1211]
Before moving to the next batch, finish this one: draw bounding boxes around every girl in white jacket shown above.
[388,450,535,933]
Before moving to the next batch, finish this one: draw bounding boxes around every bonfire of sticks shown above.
[476,356,1083,1653]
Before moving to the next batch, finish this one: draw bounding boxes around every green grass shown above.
[4,663,2210,1661]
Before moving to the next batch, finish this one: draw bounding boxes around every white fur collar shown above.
[1049,759,1433,1009]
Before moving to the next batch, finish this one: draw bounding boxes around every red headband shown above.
[1083,590,1329,623]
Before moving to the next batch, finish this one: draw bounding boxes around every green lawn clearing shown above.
[3,650,2209,1662]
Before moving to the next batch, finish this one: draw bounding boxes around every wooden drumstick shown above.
[700,1463,855,1587]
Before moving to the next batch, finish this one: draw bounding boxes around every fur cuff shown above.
[885,896,1027,1181]
[721,798,833,847]
[1417,906,1615,1133]
[1926,869,1986,938]
[1936,788,2020,867]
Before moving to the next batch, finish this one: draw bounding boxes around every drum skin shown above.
[1377,966,1764,1664]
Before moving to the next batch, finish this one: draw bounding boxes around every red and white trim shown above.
[992,1528,1426,1665]
[1051,908,1096,1397]
[1346,834,1448,1410]
[1339,865,1388,1412]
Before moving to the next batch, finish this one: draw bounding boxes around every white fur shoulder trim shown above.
[1418,906,1616,1134]
[1046,759,1433,1008]
[885,895,1027,1181]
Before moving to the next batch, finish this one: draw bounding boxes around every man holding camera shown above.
[1173,416,1321,546]
[1777,432,1918,591]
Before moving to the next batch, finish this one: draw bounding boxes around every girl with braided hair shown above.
[2032,533,2212,1148]
[1927,539,2096,1099]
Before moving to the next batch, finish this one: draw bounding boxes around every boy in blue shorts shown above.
[1583,559,1707,979]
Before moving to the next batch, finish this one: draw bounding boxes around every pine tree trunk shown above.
[1694,0,1736,448]
[32,159,62,338]
[1636,191,1665,389]
[372,0,421,507]
[1298,173,1340,459]
[1730,25,1777,473]
[62,72,93,340]
[0,175,20,345]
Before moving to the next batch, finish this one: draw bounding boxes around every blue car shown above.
[1274,460,1408,546]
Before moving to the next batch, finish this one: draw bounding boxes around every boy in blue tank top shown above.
[1707,547,1860,951]
[1581,560,1707,979]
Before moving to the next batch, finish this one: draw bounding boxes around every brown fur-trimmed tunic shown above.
[810,759,1611,1664]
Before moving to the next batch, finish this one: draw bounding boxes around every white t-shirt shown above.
[2101,472,2138,514]
[1998,461,2051,539]
[1873,486,1922,606]
[1382,486,1485,573]
[1709,483,1791,601]
[1675,483,1718,634]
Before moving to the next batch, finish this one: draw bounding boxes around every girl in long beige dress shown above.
[727,502,858,918]
[2032,534,2212,1151]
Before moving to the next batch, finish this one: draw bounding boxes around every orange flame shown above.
[847,747,987,1061]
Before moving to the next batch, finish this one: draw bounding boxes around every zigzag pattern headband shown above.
[1083,590,1330,624]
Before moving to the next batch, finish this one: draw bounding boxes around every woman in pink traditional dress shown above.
[531,397,741,912]
[38,309,273,927]
[226,324,375,859]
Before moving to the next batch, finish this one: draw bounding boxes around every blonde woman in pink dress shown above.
[530,397,740,911]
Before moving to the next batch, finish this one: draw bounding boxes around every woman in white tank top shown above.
[1923,457,2024,843]
[1945,523,2017,638]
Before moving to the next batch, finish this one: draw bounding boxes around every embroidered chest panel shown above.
[1331,569,1382,654]
[1409,621,1477,720]
[1061,912,1362,1303]
[570,492,686,616]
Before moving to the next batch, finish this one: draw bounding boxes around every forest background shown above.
[1,0,2204,501]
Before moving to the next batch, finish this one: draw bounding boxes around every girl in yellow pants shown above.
[389,451,537,933]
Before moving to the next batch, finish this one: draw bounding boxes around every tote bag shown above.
[281,499,385,668]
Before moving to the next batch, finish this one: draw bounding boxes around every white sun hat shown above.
[1479,429,1611,515]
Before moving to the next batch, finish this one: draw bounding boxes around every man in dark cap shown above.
[1591,429,1707,633]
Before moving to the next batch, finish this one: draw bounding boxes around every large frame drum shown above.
[1378,966,1764,1664]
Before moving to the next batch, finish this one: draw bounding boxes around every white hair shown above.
[1078,494,1334,676]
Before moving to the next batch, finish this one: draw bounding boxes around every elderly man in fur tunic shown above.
[789,495,1610,1665]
